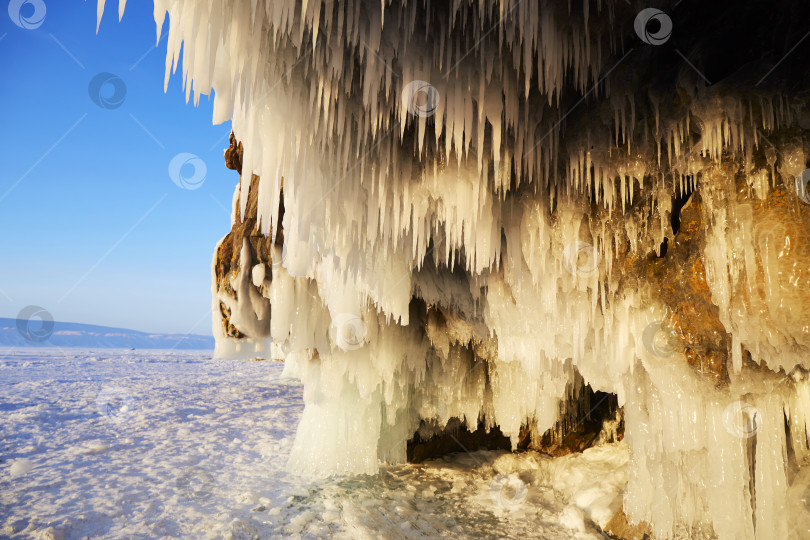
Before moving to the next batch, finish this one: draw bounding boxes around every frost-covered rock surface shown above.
[99,1,810,538]
[2,348,636,539]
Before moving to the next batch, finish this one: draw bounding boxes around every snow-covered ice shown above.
[0,348,630,539]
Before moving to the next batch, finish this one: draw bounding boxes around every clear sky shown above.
[1,2,238,335]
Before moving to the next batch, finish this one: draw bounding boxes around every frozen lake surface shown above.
[0,349,628,539]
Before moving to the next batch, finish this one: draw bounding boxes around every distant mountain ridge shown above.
[0,318,214,350]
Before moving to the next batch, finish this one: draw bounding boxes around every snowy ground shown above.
[0,349,628,539]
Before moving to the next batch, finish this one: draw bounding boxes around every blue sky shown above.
[1,1,238,335]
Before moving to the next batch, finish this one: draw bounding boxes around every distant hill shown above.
[0,318,214,350]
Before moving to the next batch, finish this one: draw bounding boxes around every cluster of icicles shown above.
[101,1,810,538]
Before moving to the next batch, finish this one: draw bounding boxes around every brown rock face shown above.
[643,189,732,386]
[213,134,284,339]
[604,509,653,540]
[607,152,810,387]
[224,133,243,174]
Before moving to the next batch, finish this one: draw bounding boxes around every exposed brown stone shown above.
[224,132,243,174]
[218,302,244,339]
[650,190,731,386]
[604,508,653,540]
[214,134,284,337]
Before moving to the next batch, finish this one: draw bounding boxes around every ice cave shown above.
[102,0,810,537]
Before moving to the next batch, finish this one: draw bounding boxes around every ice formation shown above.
[101,0,810,537]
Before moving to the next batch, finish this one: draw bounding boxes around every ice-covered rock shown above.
[100,1,810,538]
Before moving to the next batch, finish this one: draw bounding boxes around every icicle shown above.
[89,3,810,538]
